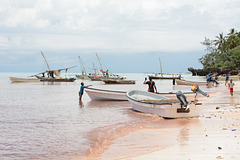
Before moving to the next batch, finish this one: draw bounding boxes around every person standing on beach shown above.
[228,79,235,96]
[225,74,229,86]
[172,78,176,85]
[143,77,157,93]
[79,82,91,101]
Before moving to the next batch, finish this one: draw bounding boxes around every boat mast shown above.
[96,53,103,71]
[78,56,87,76]
[93,62,96,74]
[159,57,163,77]
[41,51,51,70]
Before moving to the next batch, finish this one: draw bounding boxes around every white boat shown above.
[127,90,202,119]
[85,87,195,101]
[85,87,128,101]
[9,77,40,83]
[148,57,181,80]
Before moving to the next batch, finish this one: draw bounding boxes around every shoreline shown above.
[121,81,240,160]
[85,81,240,160]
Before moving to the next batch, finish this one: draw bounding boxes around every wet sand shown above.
[90,81,240,160]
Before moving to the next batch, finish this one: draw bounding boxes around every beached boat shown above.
[85,87,195,101]
[9,77,40,83]
[85,87,128,101]
[127,90,202,118]
[176,79,212,86]
[102,79,135,84]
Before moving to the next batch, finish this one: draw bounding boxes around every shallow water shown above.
[0,73,226,159]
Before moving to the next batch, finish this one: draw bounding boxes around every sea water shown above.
[0,72,225,159]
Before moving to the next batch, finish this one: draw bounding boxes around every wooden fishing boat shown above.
[9,77,40,83]
[35,76,76,82]
[148,74,181,80]
[148,57,181,80]
[88,75,124,81]
[85,87,128,101]
[33,51,76,82]
[102,79,135,84]
[127,90,202,119]
[176,79,211,86]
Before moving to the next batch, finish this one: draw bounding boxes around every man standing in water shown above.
[143,77,157,93]
[225,74,229,86]
[79,82,92,102]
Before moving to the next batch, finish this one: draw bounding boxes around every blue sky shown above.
[1,0,240,73]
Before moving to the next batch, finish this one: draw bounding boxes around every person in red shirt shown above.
[143,77,157,93]
[228,79,235,96]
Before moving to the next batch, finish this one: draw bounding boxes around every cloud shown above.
[0,0,240,72]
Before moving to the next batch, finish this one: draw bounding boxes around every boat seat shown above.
[138,99,180,103]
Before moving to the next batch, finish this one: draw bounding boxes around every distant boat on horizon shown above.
[148,57,181,80]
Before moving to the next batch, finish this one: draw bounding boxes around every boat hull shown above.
[89,76,123,81]
[149,75,181,80]
[102,79,135,84]
[176,79,211,86]
[85,87,128,101]
[36,76,76,82]
[9,77,40,83]
[127,90,201,118]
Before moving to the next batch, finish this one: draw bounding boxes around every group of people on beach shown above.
[206,74,219,85]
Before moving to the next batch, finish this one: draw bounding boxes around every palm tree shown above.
[226,28,239,50]
[213,33,226,53]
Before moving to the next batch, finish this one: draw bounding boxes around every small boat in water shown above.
[85,87,128,101]
[102,79,135,84]
[9,77,40,83]
[127,90,202,118]
[33,51,76,82]
[148,57,181,80]
[176,79,211,86]
[35,76,76,82]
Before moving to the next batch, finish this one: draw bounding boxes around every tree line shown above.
[199,28,240,70]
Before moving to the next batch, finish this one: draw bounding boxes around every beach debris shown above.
[222,128,227,130]
[232,129,236,131]
[216,107,220,109]
[218,147,222,150]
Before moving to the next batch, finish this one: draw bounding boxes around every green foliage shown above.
[200,28,240,69]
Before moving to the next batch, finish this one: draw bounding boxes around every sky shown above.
[1,0,240,73]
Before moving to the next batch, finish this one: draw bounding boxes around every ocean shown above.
[0,73,225,159]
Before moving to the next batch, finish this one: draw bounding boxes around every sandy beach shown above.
[91,81,240,160]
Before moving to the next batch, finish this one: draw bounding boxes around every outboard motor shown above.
[191,84,209,97]
[176,90,188,107]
